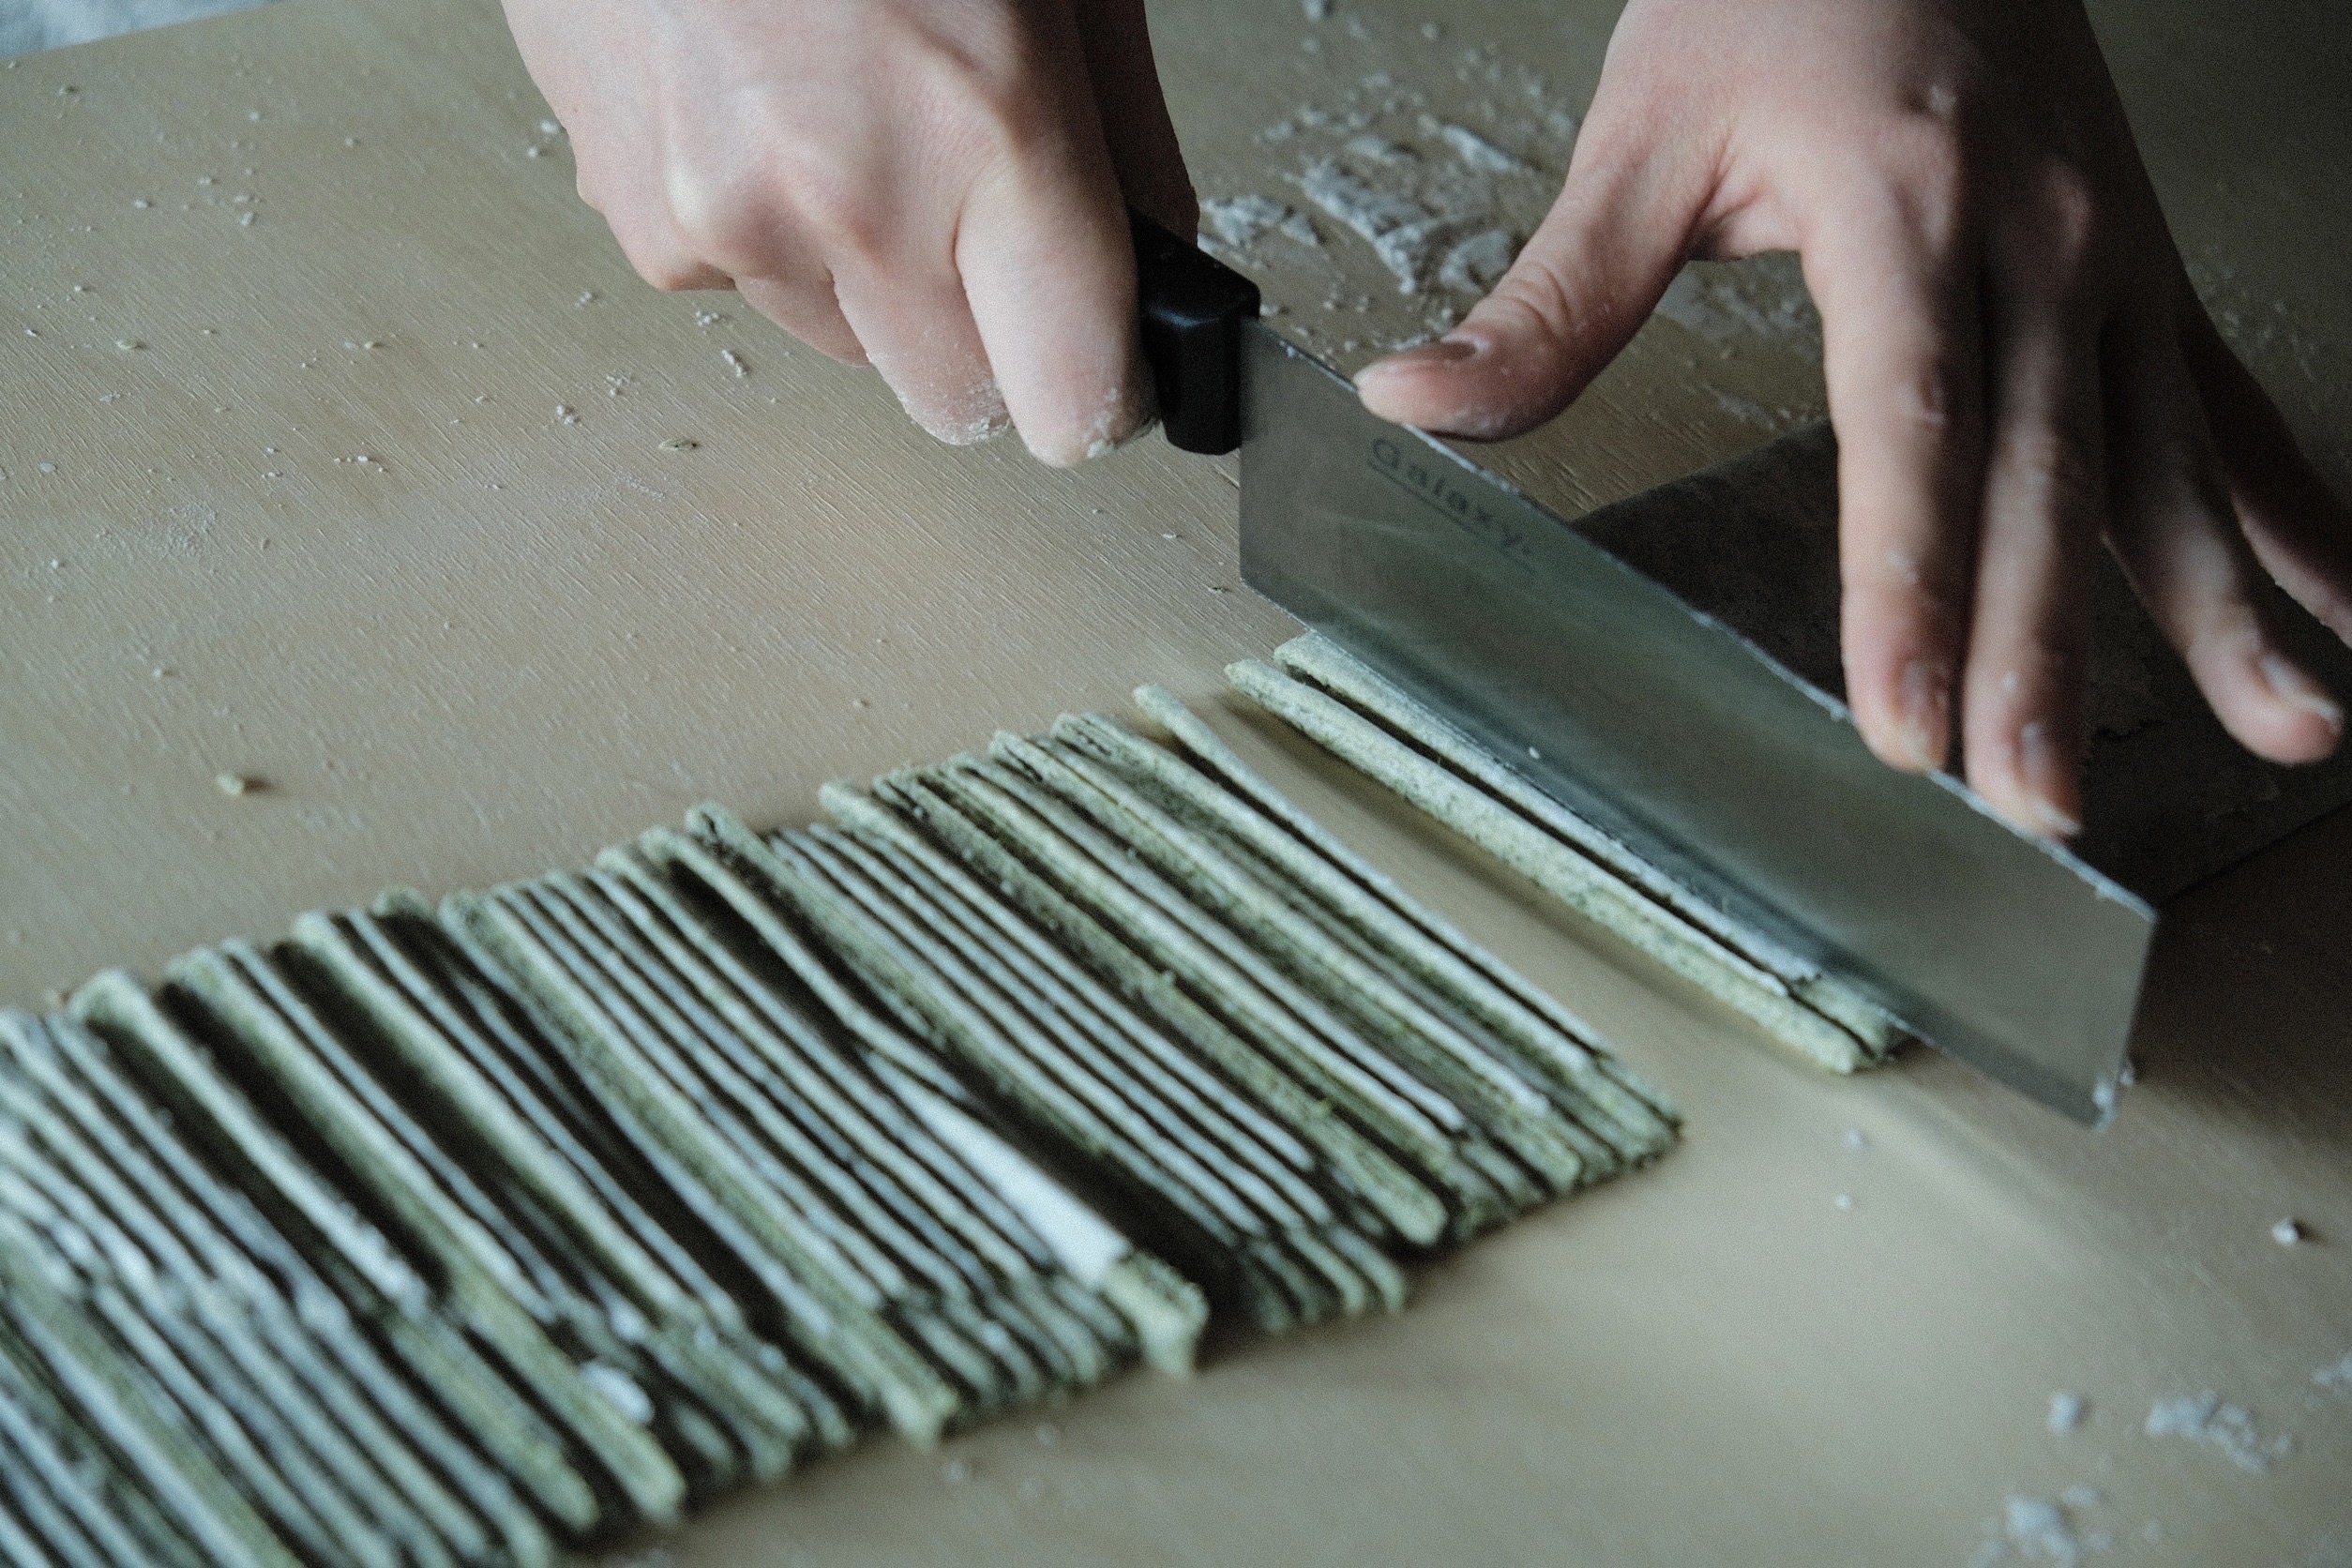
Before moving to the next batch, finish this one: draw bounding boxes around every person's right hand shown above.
[502,0,1196,465]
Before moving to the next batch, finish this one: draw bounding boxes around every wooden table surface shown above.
[4,1,2349,1561]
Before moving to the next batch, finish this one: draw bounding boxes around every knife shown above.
[1128,211,2352,1125]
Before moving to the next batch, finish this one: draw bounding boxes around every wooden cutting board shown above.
[4,0,2349,1560]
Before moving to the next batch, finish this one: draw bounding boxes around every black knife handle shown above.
[1131,208,1259,456]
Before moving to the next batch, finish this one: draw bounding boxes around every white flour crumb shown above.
[2269,1217,2304,1245]
[1832,1192,1852,1210]
[2059,1485,2101,1511]
[1437,228,1515,293]
[1302,0,1328,17]
[2048,1392,2087,1434]
[2144,1393,2291,1471]
[1345,134,1417,165]
[1295,160,1444,294]
[721,348,749,377]
[942,1457,972,1485]
[1438,123,1527,173]
[1653,255,1823,356]
[214,772,258,796]
[1844,1127,1869,1153]
[2002,1495,2084,1562]
[2314,1351,2352,1394]
[1035,1422,1060,1446]
[1201,194,1319,251]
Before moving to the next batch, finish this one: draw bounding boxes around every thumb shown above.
[1354,125,1711,440]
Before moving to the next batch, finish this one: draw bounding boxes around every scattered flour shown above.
[2314,1351,2352,1394]
[1344,134,1417,166]
[1652,254,1823,359]
[2143,1393,2292,1471]
[1436,122,1527,173]
[1437,229,1515,294]
[2005,1496,2083,1561]
[1970,1491,2115,1565]
[1294,159,1449,294]
[1200,194,1319,251]
[1203,31,1578,353]
[2269,1216,2305,1245]
[2046,1392,2087,1434]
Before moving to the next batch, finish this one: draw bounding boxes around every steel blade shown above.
[1236,324,2159,1123]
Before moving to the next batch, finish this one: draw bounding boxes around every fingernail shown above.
[1357,334,1481,383]
[2259,652,2344,731]
[2015,720,2083,838]
[1033,382,1150,468]
[1894,659,1950,771]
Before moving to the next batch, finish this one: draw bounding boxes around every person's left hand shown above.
[1354,0,2351,838]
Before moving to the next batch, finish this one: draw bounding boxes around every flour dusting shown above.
[2143,1393,2291,1471]
[1653,253,1823,360]
[1201,33,1580,358]
[1970,1490,2113,1565]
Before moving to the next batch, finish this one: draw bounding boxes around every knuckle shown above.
[632,257,695,292]
[1878,116,1974,253]
[1885,365,1959,437]
[607,208,718,291]
[1998,425,2103,522]
[773,151,894,261]
[660,158,774,274]
[2029,162,2103,273]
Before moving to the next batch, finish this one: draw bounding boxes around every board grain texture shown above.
[4,0,2350,1562]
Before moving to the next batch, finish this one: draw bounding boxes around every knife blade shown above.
[1129,211,2352,1126]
